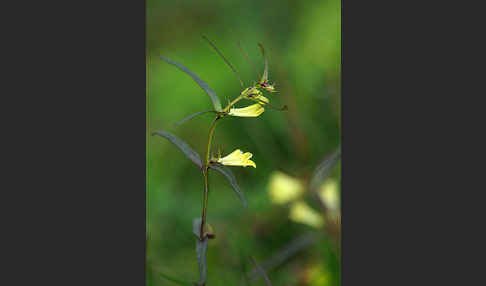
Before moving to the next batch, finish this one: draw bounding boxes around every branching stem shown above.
[199,92,252,239]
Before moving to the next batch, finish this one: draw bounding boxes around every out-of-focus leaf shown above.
[192,217,202,238]
[160,56,223,112]
[250,257,272,286]
[202,35,244,88]
[196,237,209,285]
[209,163,248,208]
[258,43,268,83]
[159,271,193,286]
[152,130,202,169]
[310,146,341,191]
[248,233,318,281]
[175,110,216,126]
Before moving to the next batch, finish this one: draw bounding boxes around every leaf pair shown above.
[152,130,247,208]
[161,37,271,127]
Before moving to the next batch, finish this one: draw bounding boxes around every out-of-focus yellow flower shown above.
[228,103,265,117]
[318,179,340,214]
[217,149,256,168]
[268,171,304,204]
[289,201,324,228]
[306,262,331,286]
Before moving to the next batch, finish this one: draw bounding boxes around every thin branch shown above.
[202,35,244,88]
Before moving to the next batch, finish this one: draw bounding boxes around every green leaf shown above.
[159,271,193,286]
[160,56,223,112]
[152,130,203,170]
[195,237,209,285]
[250,257,272,286]
[192,217,202,238]
[310,146,341,191]
[209,163,248,208]
[175,110,216,126]
[258,43,268,83]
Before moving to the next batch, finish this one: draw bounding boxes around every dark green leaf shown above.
[196,237,209,285]
[192,217,202,238]
[175,110,216,126]
[250,257,272,286]
[152,130,202,169]
[209,163,248,208]
[159,271,193,286]
[258,43,268,83]
[160,56,223,111]
[310,146,341,191]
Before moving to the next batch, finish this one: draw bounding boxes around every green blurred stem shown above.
[200,116,220,239]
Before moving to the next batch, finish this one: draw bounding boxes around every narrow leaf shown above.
[196,237,209,285]
[159,271,193,286]
[258,43,268,82]
[160,56,223,111]
[248,233,317,281]
[175,110,216,126]
[209,163,248,208]
[310,146,341,191]
[192,217,202,238]
[202,35,244,88]
[152,130,203,169]
[250,257,272,286]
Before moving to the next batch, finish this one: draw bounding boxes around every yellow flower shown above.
[217,149,256,168]
[228,103,265,117]
[268,171,304,204]
[254,95,269,105]
[289,201,324,228]
[318,179,340,214]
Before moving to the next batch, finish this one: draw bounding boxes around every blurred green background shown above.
[147,0,341,285]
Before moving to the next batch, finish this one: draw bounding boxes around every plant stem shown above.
[205,117,220,166]
[223,94,244,113]
[199,92,246,238]
[200,116,220,239]
[200,168,209,239]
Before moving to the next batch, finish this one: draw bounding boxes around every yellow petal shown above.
[289,201,324,228]
[268,171,304,204]
[228,104,264,117]
[318,179,340,214]
[217,149,256,168]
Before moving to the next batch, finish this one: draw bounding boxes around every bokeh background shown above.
[147,0,341,285]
